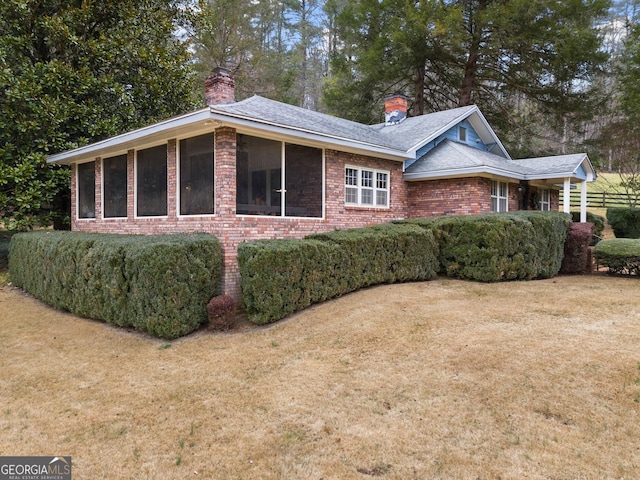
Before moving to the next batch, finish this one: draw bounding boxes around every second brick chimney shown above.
[384,94,408,126]
[205,67,235,106]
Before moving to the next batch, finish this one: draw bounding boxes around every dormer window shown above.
[459,126,467,142]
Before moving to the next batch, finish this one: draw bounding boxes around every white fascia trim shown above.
[404,106,511,160]
[209,111,409,162]
[48,108,212,164]
[404,165,527,181]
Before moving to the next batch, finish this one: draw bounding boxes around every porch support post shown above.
[580,180,588,223]
[563,178,571,214]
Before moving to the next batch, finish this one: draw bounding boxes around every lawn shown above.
[1,275,640,479]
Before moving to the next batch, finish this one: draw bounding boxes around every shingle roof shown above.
[211,96,479,153]
[404,140,592,181]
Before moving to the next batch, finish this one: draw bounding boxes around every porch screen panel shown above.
[284,144,322,218]
[136,145,167,216]
[236,134,282,216]
[103,154,127,218]
[180,133,214,215]
[77,161,95,219]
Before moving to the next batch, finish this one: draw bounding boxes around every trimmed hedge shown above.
[606,207,640,238]
[404,212,572,281]
[593,238,640,275]
[561,222,595,274]
[238,223,439,325]
[9,231,222,339]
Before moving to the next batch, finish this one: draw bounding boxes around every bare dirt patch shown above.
[1,275,640,479]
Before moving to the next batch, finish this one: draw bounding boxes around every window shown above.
[345,166,389,208]
[103,154,127,218]
[491,180,508,212]
[459,126,467,142]
[136,145,167,217]
[236,134,322,217]
[180,133,214,215]
[77,162,95,219]
[539,188,550,211]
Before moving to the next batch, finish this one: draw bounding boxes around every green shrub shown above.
[405,212,571,281]
[9,232,222,339]
[570,211,605,244]
[606,208,640,238]
[593,238,640,275]
[0,231,17,270]
[239,223,439,325]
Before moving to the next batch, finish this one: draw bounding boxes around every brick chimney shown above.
[384,94,408,126]
[205,67,235,106]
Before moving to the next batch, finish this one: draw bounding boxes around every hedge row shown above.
[9,232,222,339]
[593,238,640,275]
[606,207,640,238]
[238,223,439,325]
[239,212,572,325]
[403,212,572,282]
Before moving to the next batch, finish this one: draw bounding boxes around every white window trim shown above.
[134,143,169,219]
[459,126,467,142]
[101,153,129,220]
[176,132,216,218]
[345,165,390,208]
[491,180,509,213]
[76,160,96,221]
[539,188,550,211]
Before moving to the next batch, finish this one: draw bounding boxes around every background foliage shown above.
[0,0,198,229]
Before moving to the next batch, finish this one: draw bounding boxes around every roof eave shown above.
[47,108,213,165]
[405,106,511,160]
[209,110,408,161]
[404,165,527,181]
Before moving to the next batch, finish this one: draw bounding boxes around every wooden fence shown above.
[559,191,640,208]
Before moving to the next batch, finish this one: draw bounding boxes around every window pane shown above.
[180,133,214,215]
[236,134,281,215]
[345,187,358,204]
[376,172,387,189]
[361,170,373,187]
[346,168,357,186]
[285,143,322,217]
[499,197,507,212]
[137,145,167,216]
[103,154,127,218]
[361,188,374,205]
[78,162,95,219]
[376,190,387,206]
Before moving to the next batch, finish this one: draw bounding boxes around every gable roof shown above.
[404,140,595,182]
[47,96,508,165]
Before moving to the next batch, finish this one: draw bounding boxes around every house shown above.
[48,68,596,299]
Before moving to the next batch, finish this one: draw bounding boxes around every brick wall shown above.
[407,177,492,217]
[71,130,409,299]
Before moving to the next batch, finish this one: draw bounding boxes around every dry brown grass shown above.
[1,275,640,479]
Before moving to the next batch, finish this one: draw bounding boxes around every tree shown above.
[0,0,198,230]
[323,0,610,157]
[193,0,327,108]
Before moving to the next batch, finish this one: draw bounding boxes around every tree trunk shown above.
[414,66,425,115]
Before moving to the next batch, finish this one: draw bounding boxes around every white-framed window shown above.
[459,126,467,142]
[103,154,127,218]
[179,133,214,216]
[345,166,389,208]
[491,180,508,212]
[77,161,96,219]
[539,188,550,211]
[136,144,167,217]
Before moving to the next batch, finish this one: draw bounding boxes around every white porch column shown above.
[580,180,588,223]
[563,178,571,214]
